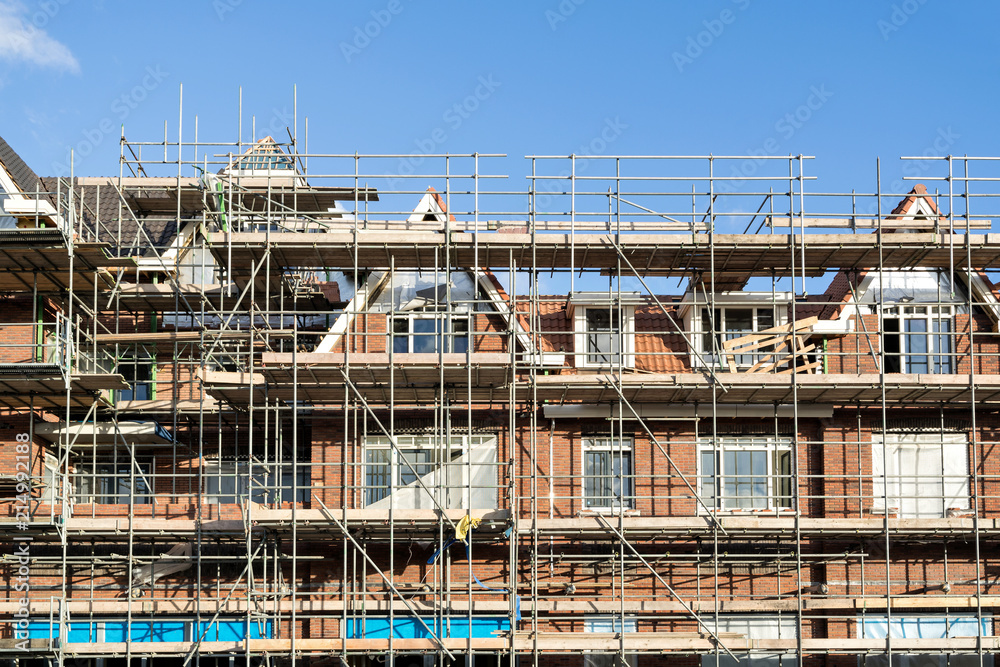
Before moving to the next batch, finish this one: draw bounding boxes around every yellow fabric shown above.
[455,515,481,541]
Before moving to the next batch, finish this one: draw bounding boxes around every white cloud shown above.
[0,1,79,73]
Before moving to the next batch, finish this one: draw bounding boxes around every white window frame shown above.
[73,458,153,505]
[582,437,635,512]
[363,434,497,509]
[583,615,637,667]
[203,460,311,505]
[698,437,793,512]
[573,305,636,368]
[881,304,955,374]
[390,312,470,354]
[872,432,969,518]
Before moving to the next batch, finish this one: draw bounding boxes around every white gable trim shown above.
[314,271,390,354]
[406,191,448,226]
[845,269,1000,322]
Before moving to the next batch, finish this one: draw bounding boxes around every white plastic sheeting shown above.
[859,270,969,310]
[858,615,993,667]
[701,615,797,667]
[132,543,192,587]
[371,270,477,313]
[366,439,498,511]
[872,433,969,518]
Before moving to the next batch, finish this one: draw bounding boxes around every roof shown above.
[0,135,43,194]
[221,136,297,173]
[40,177,182,257]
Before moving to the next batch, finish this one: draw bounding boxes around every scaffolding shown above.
[2,96,1000,667]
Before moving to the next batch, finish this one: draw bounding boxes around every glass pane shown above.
[701,451,716,507]
[726,309,754,366]
[775,450,791,507]
[451,318,469,354]
[727,309,754,333]
[585,451,610,507]
[392,318,409,353]
[400,449,434,486]
[365,450,391,505]
[612,452,633,506]
[586,309,620,364]
[904,318,928,373]
[411,318,440,354]
[723,451,737,508]
[933,318,952,374]
[757,308,775,330]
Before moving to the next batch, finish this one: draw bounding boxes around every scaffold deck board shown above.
[8,595,993,617]
[0,372,126,409]
[206,231,1000,274]
[522,515,1000,537]
[51,636,1000,656]
[528,372,1000,405]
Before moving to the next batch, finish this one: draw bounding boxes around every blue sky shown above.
[0,1,997,211]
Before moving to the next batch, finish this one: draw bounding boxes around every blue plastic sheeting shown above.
[23,620,272,642]
[195,620,272,641]
[859,616,992,639]
[345,616,509,639]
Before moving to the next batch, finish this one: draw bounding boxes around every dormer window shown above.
[858,270,969,375]
[571,293,639,369]
[682,292,792,370]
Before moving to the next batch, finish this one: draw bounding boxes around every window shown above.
[363,435,497,510]
[74,460,152,504]
[204,461,310,504]
[699,437,792,511]
[116,346,155,402]
[858,615,993,667]
[702,615,797,667]
[573,301,636,368]
[872,433,969,518]
[586,309,620,365]
[583,615,637,667]
[882,305,954,374]
[583,437,634,510]
[391,314,469,354]
[701,306,778,368]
